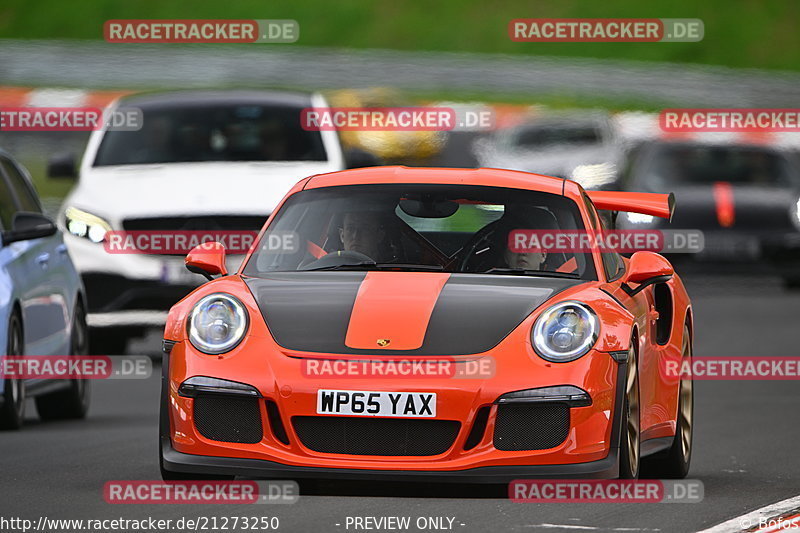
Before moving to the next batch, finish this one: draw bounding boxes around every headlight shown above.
[532,301,599,362]
[65,207,112,243]
[187,293,249,354]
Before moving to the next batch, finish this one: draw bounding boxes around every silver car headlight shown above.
[187,293,249,354]
[532,301,599,362]
[65,206,112,243]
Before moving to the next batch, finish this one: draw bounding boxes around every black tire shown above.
[88,328,128,356]
[641,325,693,479]
[618,337,641,479]
[0,312,26,430]
[35,303,91,420]
[783,276,800,290]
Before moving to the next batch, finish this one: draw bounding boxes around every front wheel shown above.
[0,312,25,430]
[618,338,640,479]
[641,325,693,479]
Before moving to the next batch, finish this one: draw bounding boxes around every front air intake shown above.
[493,403,570,451]
[292,416,460,456]
[193,395,263,444]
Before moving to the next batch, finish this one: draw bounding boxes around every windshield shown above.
[242,184,597,280]
[511,124,604,150]
[93,103,327,166]
[637,144,798,190]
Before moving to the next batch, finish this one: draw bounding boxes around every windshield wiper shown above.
[482,268,581,279]
[303,262,444,272]
[372,263,444,271]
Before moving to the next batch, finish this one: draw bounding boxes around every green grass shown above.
[0,0,798,71]
[19,158,74,200]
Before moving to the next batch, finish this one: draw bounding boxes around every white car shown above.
[49,90,369,354]
[473,111,622,189]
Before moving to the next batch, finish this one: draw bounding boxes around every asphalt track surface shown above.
[1,271,799,533]
[2,133,800,532]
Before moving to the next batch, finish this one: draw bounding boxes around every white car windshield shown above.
[94,103,327,166]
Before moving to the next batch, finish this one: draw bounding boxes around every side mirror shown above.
[345,148,382,169]
[622,251,673,295]
[1,212,58,246]
[47,153,77,179]
[185,241,228,281]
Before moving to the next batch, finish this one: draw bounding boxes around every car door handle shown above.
[36,253,50,266]
[56,244,68,255]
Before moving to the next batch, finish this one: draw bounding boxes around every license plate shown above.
[160,258,202,285]
[698,234,761,260]
[316,390,436,418]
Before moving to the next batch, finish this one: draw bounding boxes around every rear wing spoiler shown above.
[586,191,675,220]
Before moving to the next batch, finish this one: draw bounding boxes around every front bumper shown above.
[160,438,619,482]
[161,336,628,480]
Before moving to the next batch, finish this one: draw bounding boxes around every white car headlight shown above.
[65,207,112,243]
[624,212,655,225]
[188,293,249,354]
[532,301,599,362]
[791,197,800,231]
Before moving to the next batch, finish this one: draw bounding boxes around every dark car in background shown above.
[616,140,800,286]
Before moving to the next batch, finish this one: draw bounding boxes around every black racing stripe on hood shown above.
[245,272,583,356]
[244,272,367,354]
[416,275,581,355]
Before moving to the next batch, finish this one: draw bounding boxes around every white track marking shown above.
[757,513,800,533]
[524,526,661,531]
[697,494,800,533]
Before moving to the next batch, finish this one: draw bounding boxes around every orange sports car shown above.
[159,166,693,481]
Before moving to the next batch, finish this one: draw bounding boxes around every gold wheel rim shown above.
[678,328,693,462]
[626,344,640,475]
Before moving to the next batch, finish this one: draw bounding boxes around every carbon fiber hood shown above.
[244,272,583,355]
